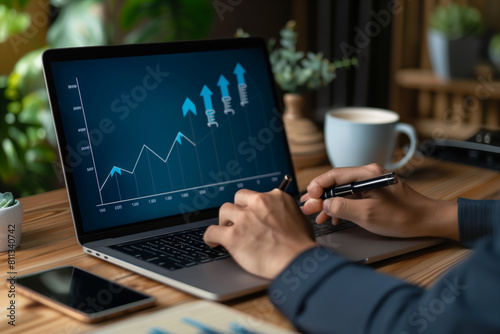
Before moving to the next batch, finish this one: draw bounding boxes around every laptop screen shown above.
[43,38,297,238]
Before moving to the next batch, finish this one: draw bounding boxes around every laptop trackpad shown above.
[316,226,442,264]
[174,258,269,297]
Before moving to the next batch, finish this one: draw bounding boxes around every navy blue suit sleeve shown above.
[269,201,500,334]
[458,198,500,247]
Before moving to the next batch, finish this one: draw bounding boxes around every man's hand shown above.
[204,188,317,280]
[301,163,459,241]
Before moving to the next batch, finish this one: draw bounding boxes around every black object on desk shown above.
[423,128,500,171]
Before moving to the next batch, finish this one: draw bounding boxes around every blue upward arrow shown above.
[217,75,230,97]
[176,132,185,145]
[110,166,122,177]
[200,85,213,110]
[182,97,197,117]
[233,63,246,85]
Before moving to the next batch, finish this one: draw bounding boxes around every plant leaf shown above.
[121,0,212,43]
[0,192,14,208]
[0,4,30,43]
[7,48,46,96]
[47,0,107,48]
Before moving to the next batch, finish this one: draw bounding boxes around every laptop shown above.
[42,37,441,301]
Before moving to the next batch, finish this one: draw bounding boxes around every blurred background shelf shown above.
[389,0,500,141]
[395,68,500,139]
[396,68,500,98]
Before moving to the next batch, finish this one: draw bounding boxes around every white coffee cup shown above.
[324,107,417,170]
[0,200,23,253]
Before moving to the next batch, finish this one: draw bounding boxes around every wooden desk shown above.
[1,158,499,333]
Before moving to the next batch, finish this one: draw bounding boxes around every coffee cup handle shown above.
[385,123,417,171]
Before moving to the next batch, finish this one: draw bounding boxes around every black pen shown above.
[278,174,292,191]
[300,172,398,205]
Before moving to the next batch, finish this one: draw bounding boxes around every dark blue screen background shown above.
[51,47,294,232]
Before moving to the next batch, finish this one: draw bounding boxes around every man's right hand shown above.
[300,164,459,241]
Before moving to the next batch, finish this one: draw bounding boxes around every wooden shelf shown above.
[394,69,500,131]
[395,69,500,99]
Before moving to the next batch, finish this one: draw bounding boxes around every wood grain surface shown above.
[1,157,499,333]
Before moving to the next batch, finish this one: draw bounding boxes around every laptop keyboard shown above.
[110,226,230,271]
[110,219,356,271]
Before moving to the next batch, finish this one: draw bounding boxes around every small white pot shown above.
[0,200,23,252]
[427,29,482,80]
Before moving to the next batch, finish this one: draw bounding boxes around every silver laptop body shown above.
[43,38,440,301]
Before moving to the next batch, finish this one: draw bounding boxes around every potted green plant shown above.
[1,0,213,196]
[267,21,357,94]
[0,192,23,252]
[427,2,485,80]
[238,20,357,168]
[271,21,357,168]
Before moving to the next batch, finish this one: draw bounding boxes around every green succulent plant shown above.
[237,20,357,95]
[429,3,485,39]
[0,192,15,208]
